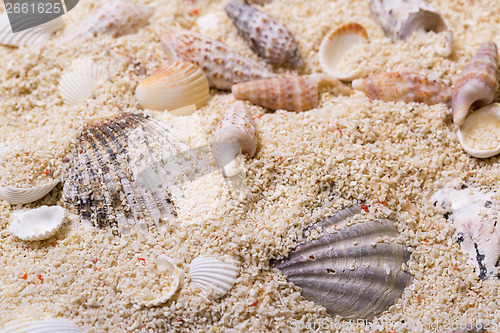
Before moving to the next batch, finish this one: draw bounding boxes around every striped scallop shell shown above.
[8,206,65,241]
[189,256,240,299]
[352,72,452,106]
[452,41,499,126]
[0,318,81,333]
[135,61,209,111]
[224,1,302,68]
[232,74,352,112]
[274,206,412,319]
[161,30,274,90]
[58,58,108,105]
[0,181,59,205]
[0,14,63,47]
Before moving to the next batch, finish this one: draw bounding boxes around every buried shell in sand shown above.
[273,206,412,319]
[0,317,81,333]
[189,256,240,300]
[0,14,64,47]
[0,181,59,205]
[8,206,65,241]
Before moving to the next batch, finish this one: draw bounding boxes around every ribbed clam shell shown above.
[58,58,108,105]
[0,14,63,47]
[189,256,240,299]
[352,72,452,106]
[318,22,369,81]
[457,103,500,158]
[161,30,274,90]
[72,0,153,39]
[232,74,352,112]
[214,101,257,158]
[135,61,209,111]
[369,0,453,57]
[8,206,65,241]
[62,113,178,232]
[0,181,58,205]
[452,41,499,126]
[225,1,302,68]
[274,206,411,319]
[0,318,81,333]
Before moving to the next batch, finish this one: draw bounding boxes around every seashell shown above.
[232,74,352,112]
[273,206,412,319]
[189,256,240,299]
[0,14,63,47]
[318,22,369,81]
[8,206,65,241]
[72,0,153,39]
[439,324,485,333]
[214,101,257,158]
[0,181,59,205]
[0,317,81,332]
[457,103,500,158]
[58,58,108,105]
[352,72,452,106]
[161,30,274,90]
[451,41,499,126]
[135,61,210,111]
[224,1,302,68]
[369,0,453,57]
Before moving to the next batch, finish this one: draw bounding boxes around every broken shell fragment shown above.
[0,14,64,47]
[189,256,240,299]
[0,181,59,205]
[0,317,81,332]
[8,206,65,241]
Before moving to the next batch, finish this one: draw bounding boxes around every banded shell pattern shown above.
[0,181,59,205]
[352,72,452,106]
[0,318,81,333]
[452,41,499,126]
[59,58,108,105]
[0,14,63,48]
[232,74,352,112]
[8,206,65,241]
[189,256,240,300]
[274,206,412,319]
[225,1,302,68]
[161,30,274,90]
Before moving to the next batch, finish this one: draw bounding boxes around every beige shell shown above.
[0,14,63,47]
[0,181,58,205]
[189,256,240,300]
[318,22,369,81]
[0,317,81,332]
[135,61,210,111]
[8,206,65,241]
[452,41,499,126]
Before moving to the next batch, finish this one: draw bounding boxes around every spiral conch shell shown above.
[225,1,302,68]
[232,74,352,112]
[161,30,274,90]
[452,41,499,126]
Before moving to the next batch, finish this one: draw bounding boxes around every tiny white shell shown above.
[58,58,108,105]
[189,256,240,299]
[0,181,58,205]
[0,14,63,47]
[0,318,81,333]
[458,103,500,158]
[8,206,65,241]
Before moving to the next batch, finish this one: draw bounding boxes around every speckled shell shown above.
[0,181,59,205]
[274,206,412,319]
[72,0,153,39]
[452,41,499,126]
[369,0,453,57]
[232,74,352,112]
[0,318,81,332]
[161,30,274,90]
[225,1,302,68]
[8,206,65,241]
[0,14,63,47]
[189,256,240,300]
[352,72,451,106]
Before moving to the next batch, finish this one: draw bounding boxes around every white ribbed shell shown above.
[8,206,65,241]
[0,181,58,205]
[58,58,107,105]
[0,14,63,47]
[189,256,240,299]
[0,318,81,333]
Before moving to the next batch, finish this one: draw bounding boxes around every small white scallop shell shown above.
[457,103,500,158]
[318,22,369,81]
[0,14,64,47]
[189,256,240,299]
[58,58,108,105]
[8,206,65,241]
[0,181,58,205]
[0,318,81,333]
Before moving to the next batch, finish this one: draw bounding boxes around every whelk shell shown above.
[352,72,452,106]
[318,22,369,81]
[0,181,59,205]
[0,14,63,47]
[161,30,274,90]
[225,1,302,68]
[189,256,240,300]
[452,41,499,126]
[8,206,65,241]
[274,206,411,319]
[232,74,352,112]
[0,318,81,333]
[135,61,209,111]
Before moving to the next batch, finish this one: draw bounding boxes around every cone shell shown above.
[274,206,411,319]
[0,181,58,205]
[135,61,209,111]
[352,72,452,106]
[58,58,108,105]
[318,22,369,81]
[0,318,81,333]
[0,14,63,47]
[224,1,302,68]
[232,74,352,112]
[8,206,65,241]
[189,256,240,299]
[452,41,499,126]
[161,30,274,90]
